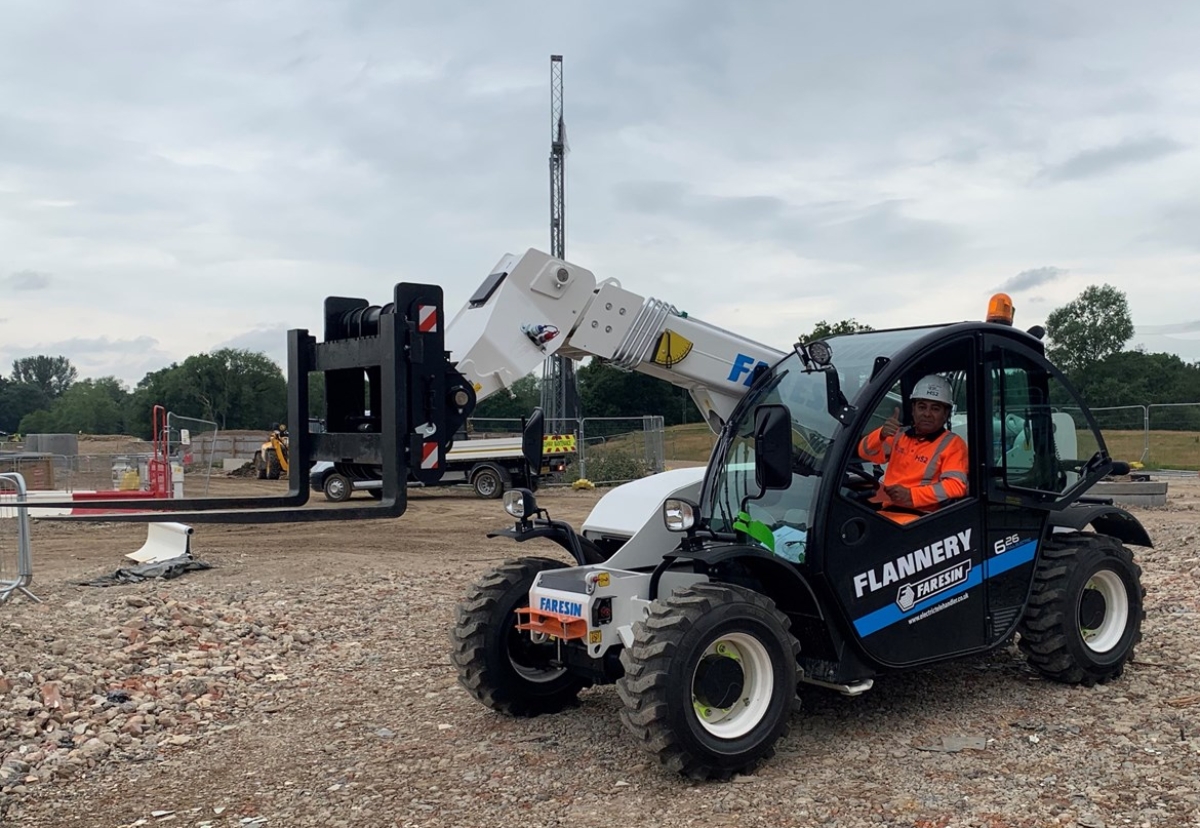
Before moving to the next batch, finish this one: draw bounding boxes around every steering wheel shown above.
[843,461,882,495]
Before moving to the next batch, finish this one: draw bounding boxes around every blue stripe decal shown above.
[987,540,1038,576]
[852,540,1038,638]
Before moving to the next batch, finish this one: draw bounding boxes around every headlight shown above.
[504,488,536,519]
[663,498,696,532]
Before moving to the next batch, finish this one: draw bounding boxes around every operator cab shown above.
[702,308,1116,673]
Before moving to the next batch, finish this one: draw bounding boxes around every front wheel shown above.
[617,583,798,779]
[1018,532,1145,686]
[451,557,588,716]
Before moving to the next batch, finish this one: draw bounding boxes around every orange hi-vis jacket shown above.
[858,426,969,512]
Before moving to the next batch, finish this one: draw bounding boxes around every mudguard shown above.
[1049,504,1153,548]
[663,543,825,619]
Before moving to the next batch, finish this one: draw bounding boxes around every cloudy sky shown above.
[3,1,1200,388]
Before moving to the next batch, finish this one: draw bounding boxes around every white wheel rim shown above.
[328,479,345,498]
[1080,569,1129,653]
[691,632,775,739]
[477,474,497,495]
[509,629,567,683]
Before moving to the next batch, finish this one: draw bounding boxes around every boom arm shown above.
[446,249,783,430]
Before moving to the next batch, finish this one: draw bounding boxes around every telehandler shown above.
[453,290,1149,779]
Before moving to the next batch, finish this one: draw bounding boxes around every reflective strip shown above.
[859,435,873,457]
[932,482,949,502]
[920,432,957,486]
[941,470,968,483]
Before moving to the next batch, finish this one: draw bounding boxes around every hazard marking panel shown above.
[417,305,438,333]
[421,441,439,469]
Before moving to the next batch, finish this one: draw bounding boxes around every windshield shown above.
[704,326,941,562]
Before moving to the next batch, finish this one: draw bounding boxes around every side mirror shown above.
[753,404,792,491]
[521,408,547,491]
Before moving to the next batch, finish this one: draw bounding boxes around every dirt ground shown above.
[2,474,1200,827]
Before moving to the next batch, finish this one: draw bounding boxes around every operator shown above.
[856,374,968,523]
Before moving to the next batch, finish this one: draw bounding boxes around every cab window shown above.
[991,351,1083,495]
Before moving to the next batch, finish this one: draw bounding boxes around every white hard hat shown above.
[911,374,953,405]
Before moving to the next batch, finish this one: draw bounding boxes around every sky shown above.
[2,1,1200,389]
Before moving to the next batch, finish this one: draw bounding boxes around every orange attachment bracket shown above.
[516,607,589,641]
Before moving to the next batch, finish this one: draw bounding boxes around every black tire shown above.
[254,452,267,480]
[323,473,352,503]
[471,466,507,499]
[1018,532,1145,686]
[617,583,799,779]
[451,557,588,716]
[266,453,282,480]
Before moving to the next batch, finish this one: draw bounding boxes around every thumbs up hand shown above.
[880,407,902,440]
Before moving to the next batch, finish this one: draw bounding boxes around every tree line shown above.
[0,351,291,438]
[3,289,1198,440]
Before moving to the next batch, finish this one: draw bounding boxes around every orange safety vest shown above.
[858,426,969,516]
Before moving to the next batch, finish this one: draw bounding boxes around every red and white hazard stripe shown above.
[421,441,439,470]
[417,305,438,333]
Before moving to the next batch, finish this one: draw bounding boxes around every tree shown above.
[46,377,129,434]
[0,379,50,433]
[803,319,874,341]
[472,374,542,422]
[11,355,77,398]
[125,349,286,436]
[578,360,692,425]
[1045,285,1134,377]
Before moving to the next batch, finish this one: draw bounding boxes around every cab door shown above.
[821,337,989,668]
[980,336,1112,644]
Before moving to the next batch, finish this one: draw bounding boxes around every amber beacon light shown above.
[987,293,1015,325]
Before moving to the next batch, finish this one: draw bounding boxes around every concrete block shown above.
[1091,480,1169,508]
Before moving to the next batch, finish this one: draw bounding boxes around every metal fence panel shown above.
[1149,403,1200,470]
[1080,405,1149,464]
[468,417,581,439]
[0,473,39,604]
[578,416,666,482]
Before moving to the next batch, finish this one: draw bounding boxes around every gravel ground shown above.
[1,477,1199,828]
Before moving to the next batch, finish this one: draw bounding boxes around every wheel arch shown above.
[1049,504,1153,548]
[672,544,825,621]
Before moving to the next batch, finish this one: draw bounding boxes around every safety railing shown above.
[0,473,39,604]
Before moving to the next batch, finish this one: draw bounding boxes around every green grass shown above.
[602,423,1200,471]
[1099,428,1200,470]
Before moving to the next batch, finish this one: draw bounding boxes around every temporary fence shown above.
[166,412,219,495]
[467,417,581,439]
[465,416,666,484]
[0,473,39,604]
[578,416,666,483]
[1058,402,1200,471]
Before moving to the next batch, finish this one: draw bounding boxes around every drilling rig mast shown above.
[540,54,580,427]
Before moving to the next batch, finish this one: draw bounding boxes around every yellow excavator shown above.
[252,424,289,480]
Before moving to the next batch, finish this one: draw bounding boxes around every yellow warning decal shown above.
[653,329,693,367]
[589,630,602,644]
[597,572,610,588]
[543,434,577,454]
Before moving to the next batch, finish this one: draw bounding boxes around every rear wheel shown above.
[323,472,351,503]
[452,557,587,716]
[617,583,798,779]
[266,452,283,480]
[1018,532,1144,686]
[471,465,508,499]
[253,452,267,480]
